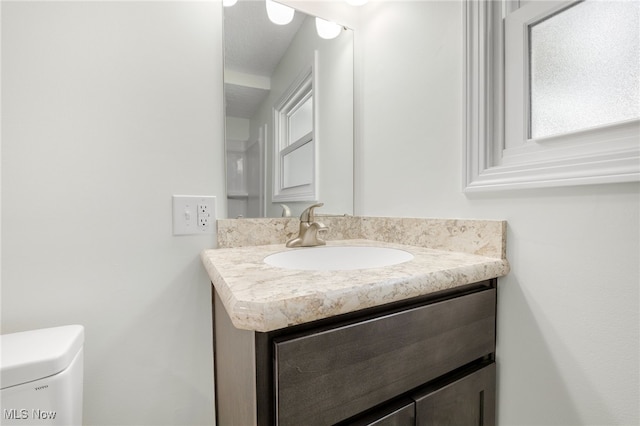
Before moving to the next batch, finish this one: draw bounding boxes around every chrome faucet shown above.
[286,203,328,248]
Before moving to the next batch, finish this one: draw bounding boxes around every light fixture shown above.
[223,0,238,6]
[265,0,295,25]
[315,17,342,40]
[345,0,368,5]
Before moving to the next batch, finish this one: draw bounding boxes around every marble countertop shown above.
[201,239,510,332]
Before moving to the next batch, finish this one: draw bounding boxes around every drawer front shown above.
[274,289,496,426]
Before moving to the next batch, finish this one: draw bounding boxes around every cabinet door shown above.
[340,398,415,426]
[413,362,495,426]
[274,289,496,426]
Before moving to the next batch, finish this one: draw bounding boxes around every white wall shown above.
[357,1,639,425]
[1,2,224,425]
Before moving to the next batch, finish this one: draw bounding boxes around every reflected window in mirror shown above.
[273,64,317,202]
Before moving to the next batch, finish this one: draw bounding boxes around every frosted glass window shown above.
[283,142,313,188]
[529,0,640,139]
[288,96,313,145]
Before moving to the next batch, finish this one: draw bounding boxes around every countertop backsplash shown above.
[216,216,506,259]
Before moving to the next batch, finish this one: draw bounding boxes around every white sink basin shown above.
[264,246,414,271]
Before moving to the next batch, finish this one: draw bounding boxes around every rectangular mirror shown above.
[224,0,354,218]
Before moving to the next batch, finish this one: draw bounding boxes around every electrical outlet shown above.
[197,203,212,230]
[173,195,216,235]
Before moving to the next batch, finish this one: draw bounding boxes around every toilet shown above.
[1,325,84,426]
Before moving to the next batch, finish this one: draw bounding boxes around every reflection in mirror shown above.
[273,65,316,203]
[224,0,354,218]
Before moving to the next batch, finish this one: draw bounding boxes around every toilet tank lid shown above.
[1,325,84,389]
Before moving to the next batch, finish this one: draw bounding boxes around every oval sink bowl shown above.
[264,246,414,271]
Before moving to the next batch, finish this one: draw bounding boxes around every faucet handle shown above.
[300,203,324,222]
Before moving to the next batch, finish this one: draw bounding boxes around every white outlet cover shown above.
[172,195,216,235]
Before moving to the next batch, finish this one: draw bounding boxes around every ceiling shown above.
[224,0,306,119]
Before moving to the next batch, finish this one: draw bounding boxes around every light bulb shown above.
[265,0,295,25]
[315,17,342,40]
[223,0,238,6]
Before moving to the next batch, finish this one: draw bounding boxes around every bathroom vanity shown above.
[213,279,496,425]
[202,217,509,426]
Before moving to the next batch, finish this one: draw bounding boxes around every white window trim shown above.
[272,60,319,202]
[463,0,640,192]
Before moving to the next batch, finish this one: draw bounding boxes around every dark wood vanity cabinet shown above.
[213,279,497,426]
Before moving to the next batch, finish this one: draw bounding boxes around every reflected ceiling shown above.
[224,0,305,119]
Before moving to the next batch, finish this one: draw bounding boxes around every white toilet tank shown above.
[1,325,84,426]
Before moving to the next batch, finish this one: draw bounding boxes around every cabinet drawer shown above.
[274,289,496,426]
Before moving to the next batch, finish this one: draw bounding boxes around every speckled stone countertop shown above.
[201,217,510,332]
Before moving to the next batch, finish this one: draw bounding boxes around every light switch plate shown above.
[172,195,216,235]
